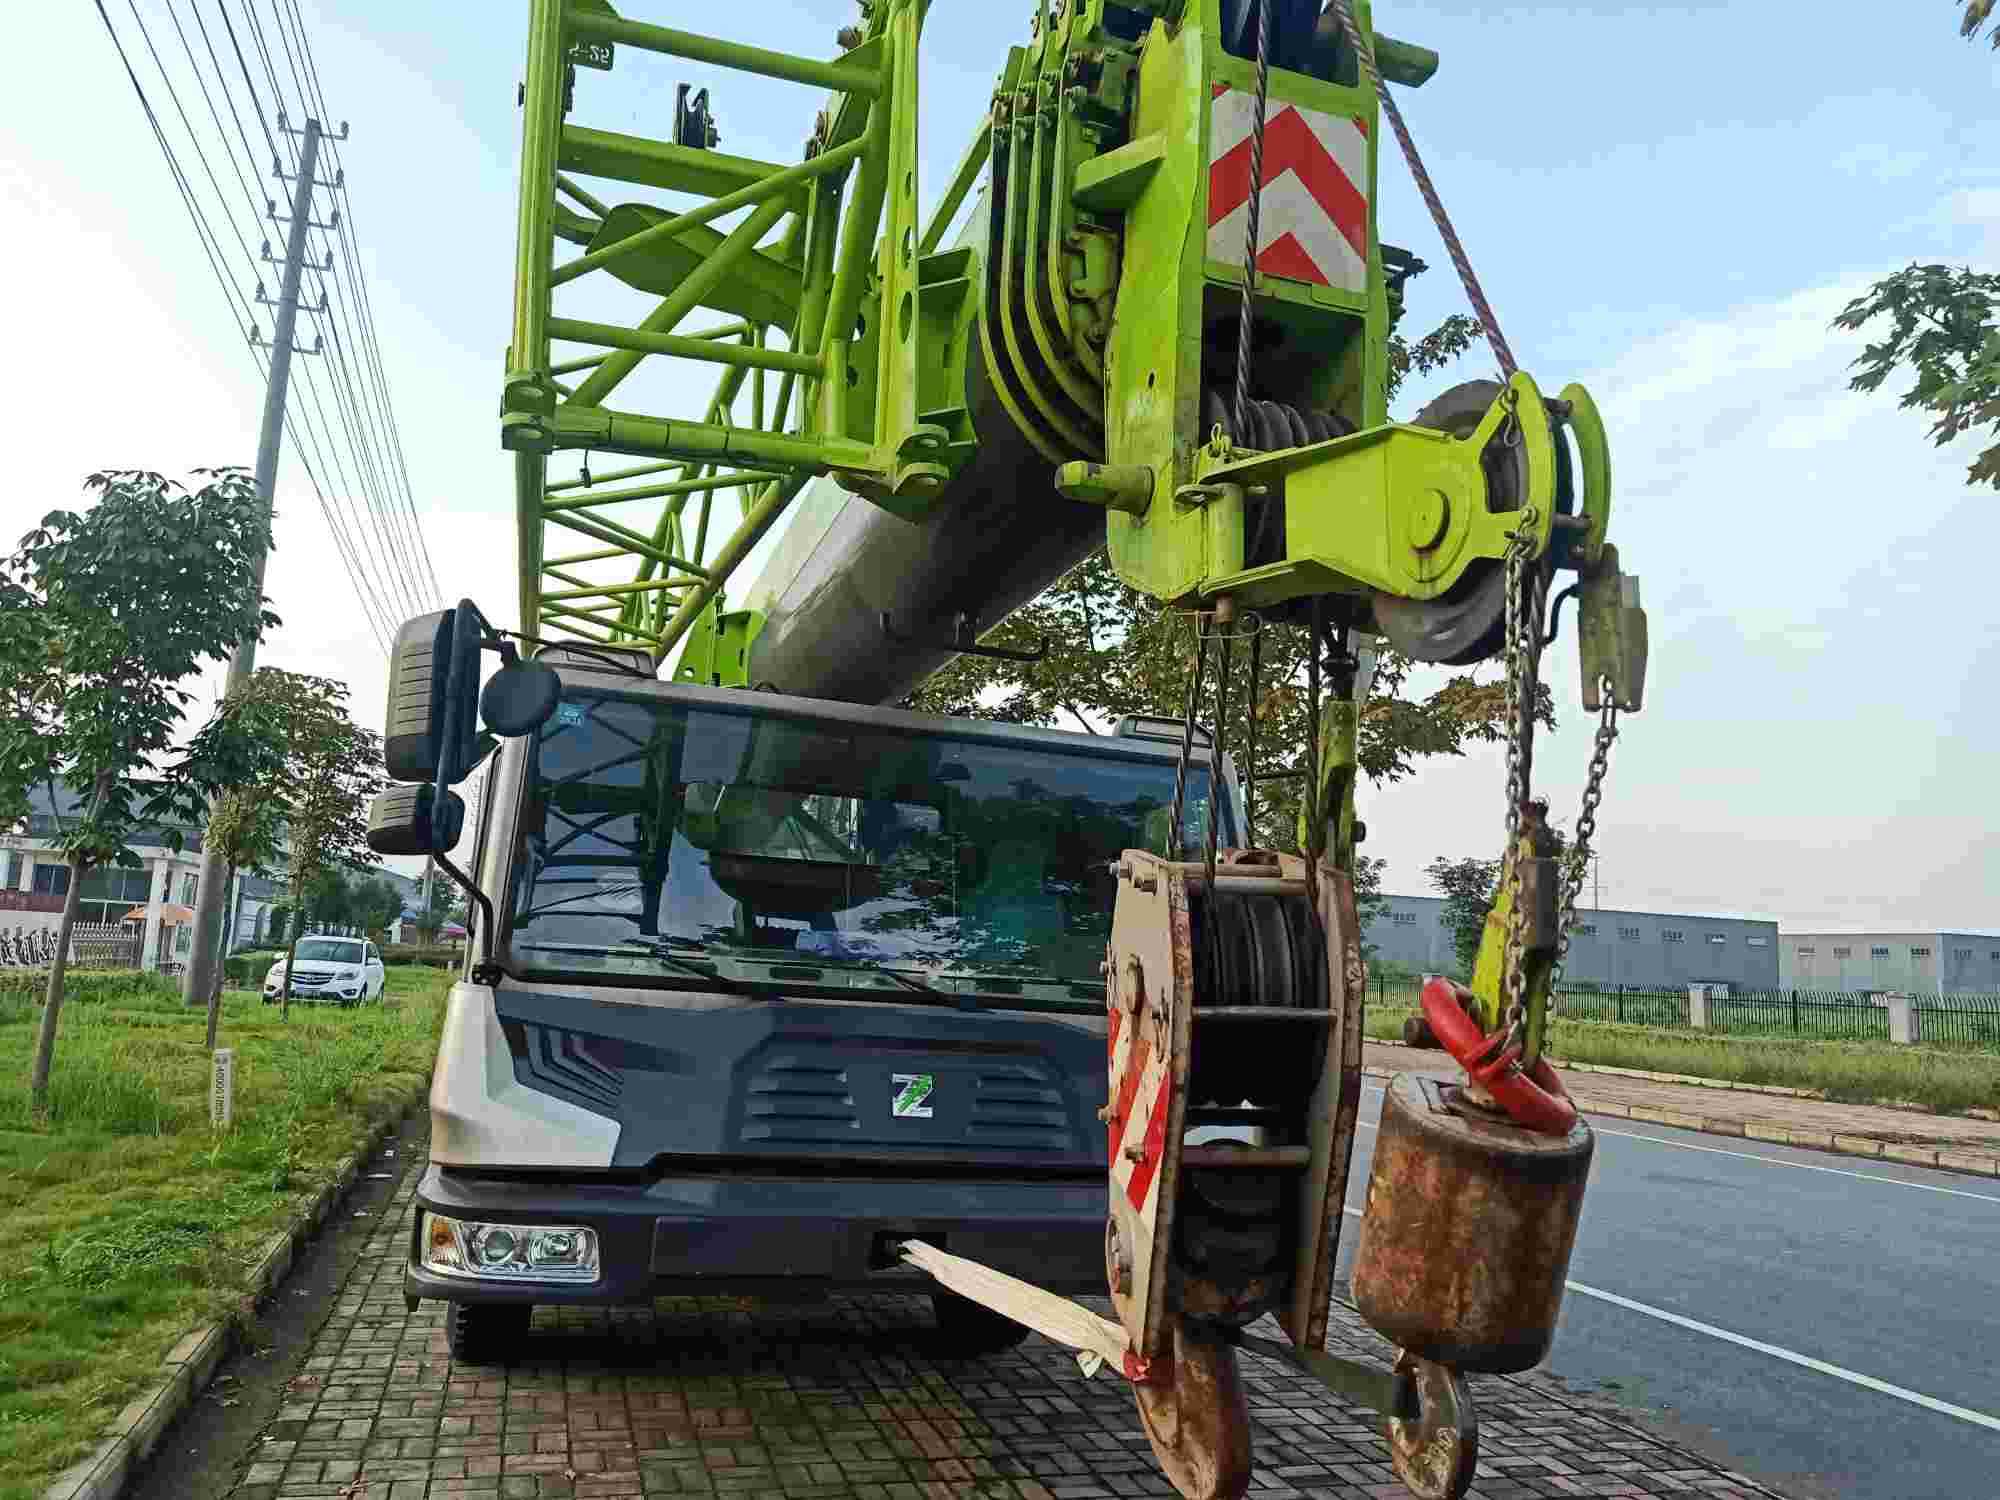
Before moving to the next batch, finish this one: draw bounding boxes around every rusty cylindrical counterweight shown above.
[1351,1073,1593,1374]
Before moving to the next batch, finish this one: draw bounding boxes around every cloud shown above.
[1829,144,1931,181]
[1361,267,2000,930]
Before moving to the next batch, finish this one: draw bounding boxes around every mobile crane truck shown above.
[365,3,1650,1497]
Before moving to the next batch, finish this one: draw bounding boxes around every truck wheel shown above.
[446,1302,532,1365]
[930,1289,1030,1357]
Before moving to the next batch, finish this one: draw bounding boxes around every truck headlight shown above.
[420,1212,599,1282]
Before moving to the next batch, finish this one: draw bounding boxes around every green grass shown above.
[1362,985,2000,1117]
[0,965,446,1500]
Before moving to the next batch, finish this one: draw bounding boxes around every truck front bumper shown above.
[405,1163,1108,1306]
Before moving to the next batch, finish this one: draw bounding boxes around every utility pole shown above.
[183,118,326,1010]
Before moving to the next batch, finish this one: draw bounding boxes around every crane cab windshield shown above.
[502,685,1234,996]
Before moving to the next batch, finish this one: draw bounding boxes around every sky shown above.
[2,2,1996,927]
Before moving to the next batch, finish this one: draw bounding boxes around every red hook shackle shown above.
[1419,977,1578,1135]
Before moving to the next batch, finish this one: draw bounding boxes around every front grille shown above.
[741,1061,857,1142]
[969,1065,1072,1151]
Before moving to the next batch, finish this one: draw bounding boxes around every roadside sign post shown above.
[211,1047,236,1130]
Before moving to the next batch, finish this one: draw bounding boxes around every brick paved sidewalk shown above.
[224,1139,1791,1500]
[1362,1043,2000,1173]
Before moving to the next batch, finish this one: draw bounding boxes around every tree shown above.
[1425,820,1576,978]
[0,469,276,1116]
[176,667,378,1045]
[302,866,355,933]
[414,868,462,944]
[1425,855,1501,977]
[271,680,386,1019]
[184,745,288,1045]
[1827,11,2000,482]
[1833,266,2000,489]
[1353,851,1387,957]
[353,876,405,938]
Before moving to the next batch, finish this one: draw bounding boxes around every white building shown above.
[1779,930,2000,997]
[0,784,209,970]
[1364,893,1781,990]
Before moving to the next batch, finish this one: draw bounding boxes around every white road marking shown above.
[1583,1125,2000,1204]
[1336,1207,2000,1434]
[1354,1086,2000,1204]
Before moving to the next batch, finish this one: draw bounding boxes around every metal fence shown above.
[1706,989,1889,1042]
[1915,993,2000,1049]
[1367,974,2000,1052]
[1550,987,1691,1028]
[0,922,140,969]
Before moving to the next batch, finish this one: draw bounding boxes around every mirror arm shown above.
[433,847,500,979]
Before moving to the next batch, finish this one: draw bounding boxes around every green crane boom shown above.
[500,0,1622,706]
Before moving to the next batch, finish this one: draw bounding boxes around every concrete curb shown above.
[39,1084,430,1500]
[1361,1065,2000,1180]
[1370,1035,2000,1122]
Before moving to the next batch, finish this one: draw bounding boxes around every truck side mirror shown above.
[481,657,561,735]
[367,784,466,857]
[383,608,481,784]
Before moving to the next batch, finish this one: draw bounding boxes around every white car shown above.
[263,937,386,1006]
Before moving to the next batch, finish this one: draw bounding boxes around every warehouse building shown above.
[1364,894,1781,990]
[1779,932,2000,997]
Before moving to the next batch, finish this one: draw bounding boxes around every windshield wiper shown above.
[518,940,994,1011]
[514,940,762,996]
[636,947,741,990]
[850,963,973,1010]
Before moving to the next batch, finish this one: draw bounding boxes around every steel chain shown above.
[1498,505,1539,1035]
[1548,686,1620,992]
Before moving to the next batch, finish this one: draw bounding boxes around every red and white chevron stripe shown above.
[1107,1001,1174,1220]
[1207,85,1370,293]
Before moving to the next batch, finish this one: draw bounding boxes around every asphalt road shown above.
[1337,1082,2000,1500]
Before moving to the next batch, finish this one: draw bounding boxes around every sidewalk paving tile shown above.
[206,1135,1796,1500]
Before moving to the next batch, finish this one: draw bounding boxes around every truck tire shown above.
[930,1289,1031,1357]
[446,1302,532,1365]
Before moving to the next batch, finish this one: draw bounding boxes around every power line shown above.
[252,156,415,620]
[210,0,438,622]
[275,0,441,604]
[172,0,411,634]
[164,0,269,239]
[287,347,411,629]
[265,0,438,610]
[214,0,280,166]
[289,209,431,616]
[94,0,402,649]
[243,0,433,620]
[124,0,263,290]
[203,7,386,642]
